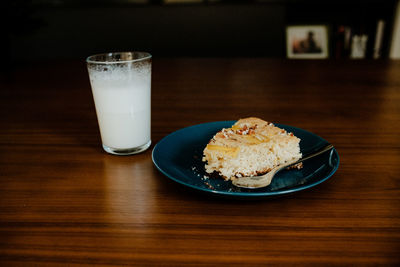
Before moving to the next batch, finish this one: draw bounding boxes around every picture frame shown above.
[286,25,329,59]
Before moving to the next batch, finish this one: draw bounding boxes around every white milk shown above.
[88,65,151,150]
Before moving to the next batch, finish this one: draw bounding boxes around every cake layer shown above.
[202,117,302,180]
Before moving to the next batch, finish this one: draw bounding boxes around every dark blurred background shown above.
[2,0,398,63]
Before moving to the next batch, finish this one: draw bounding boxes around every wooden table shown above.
[1,58,399,265]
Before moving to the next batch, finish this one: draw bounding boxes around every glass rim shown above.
[86,51,152,64]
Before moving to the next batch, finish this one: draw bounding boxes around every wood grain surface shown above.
[0,58,399,266]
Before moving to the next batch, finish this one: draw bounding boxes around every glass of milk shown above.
[86,52,152,155]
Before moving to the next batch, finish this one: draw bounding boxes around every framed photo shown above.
[286,25,329,59]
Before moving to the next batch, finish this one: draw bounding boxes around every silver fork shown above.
[231,144,334,189]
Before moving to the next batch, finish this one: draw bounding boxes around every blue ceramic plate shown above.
[152,121,339,198]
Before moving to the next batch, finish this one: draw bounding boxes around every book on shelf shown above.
[390,0,400,59]
[372,20,385,59]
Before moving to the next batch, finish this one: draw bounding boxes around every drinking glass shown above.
[87,52,152,155]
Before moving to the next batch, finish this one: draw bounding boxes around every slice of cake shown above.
[202,117,302,180]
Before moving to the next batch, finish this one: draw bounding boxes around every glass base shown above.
[102,140,151,155]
